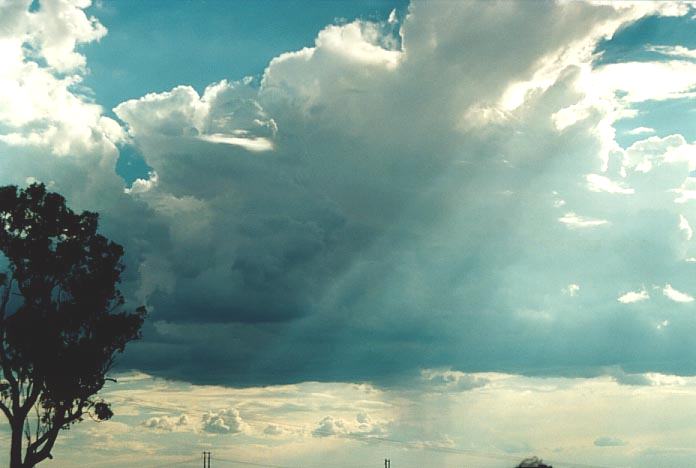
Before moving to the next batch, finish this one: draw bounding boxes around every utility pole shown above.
[384,458,390,468]
[203,451,211,468]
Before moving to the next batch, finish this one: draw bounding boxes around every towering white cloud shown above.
[0,0,118,157]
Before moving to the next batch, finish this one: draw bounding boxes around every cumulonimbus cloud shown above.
[2,0,696,387]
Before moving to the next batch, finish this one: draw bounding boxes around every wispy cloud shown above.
[663,284,694,303]
[618,289,650,304]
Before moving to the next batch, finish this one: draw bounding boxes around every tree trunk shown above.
[9,419,24,468]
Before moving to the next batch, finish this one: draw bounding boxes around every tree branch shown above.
[0,274,19,410]
[33,403,40,443]
[0,399,13,423]
[20,378,40,415]
[27,398,83,456]
[26,399,87,466]
[26,422,60,466]
[0,271,11,318]
[24,417,31,448]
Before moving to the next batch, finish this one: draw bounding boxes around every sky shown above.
[5,0,696,466]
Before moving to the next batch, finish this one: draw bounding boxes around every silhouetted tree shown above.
[0,183,145,467]
[515,456,552,468]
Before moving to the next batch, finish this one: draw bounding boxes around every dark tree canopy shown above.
[0,183,145,467]
[515,457,552,468]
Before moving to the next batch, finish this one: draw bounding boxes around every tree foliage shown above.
[0,183,145,467]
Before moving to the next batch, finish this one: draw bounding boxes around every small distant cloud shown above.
[594,436,627,447]
[605,366,684,387]
[558,212,609,228]
[605,366,653,386]
[354,412,386,436]
[356,412,370,424]
[197,133,273,152]
[142,414,190,432]
[680,214,693,240]
[202,408,247,434]
[663,284,694,303]
[125,171,158,195]
[618,289,649,304]
[114,371,154,383]
[263,424,286,436]
[586,174,634,194]
[420,369,489,392]
[626,126,655,136]
[312,413,388,438]
[312,416,347,438]
[563,283,580,297]
[646,44,696,60]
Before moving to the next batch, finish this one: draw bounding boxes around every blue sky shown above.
[6,0,696,466]
[595,13,696,148]
[83,0,408,110]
